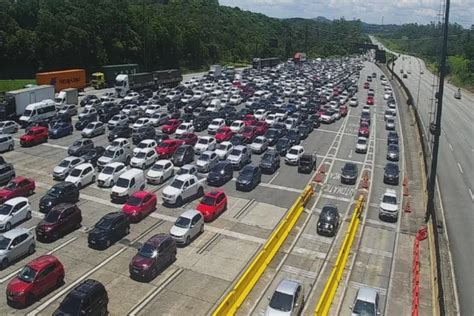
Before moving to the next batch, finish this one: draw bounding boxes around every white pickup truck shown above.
[161,174,205,206]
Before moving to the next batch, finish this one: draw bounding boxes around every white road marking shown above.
[268,171,280,184]
[292,247,328,260]
[320,193,352,203]
[359,246,393,258]
[457,162,464,174]
[448,143,454,152]
[348,149,353,159]
[468,188,474,202]
[350,281,387,296]
[257,182,302,193]
[281,265,318,279]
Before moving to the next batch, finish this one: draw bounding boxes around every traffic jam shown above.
[0,56,402,315]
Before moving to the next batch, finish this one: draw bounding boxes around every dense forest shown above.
[0,0,367,79]
[378,23,474,89]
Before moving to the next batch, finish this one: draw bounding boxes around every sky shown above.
[219,0,474,28]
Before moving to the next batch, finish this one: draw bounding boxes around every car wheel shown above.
[92,176,96,183]
[140,184,145,190]
[1,258,9,269]
[110,180,114,187]
[106,239,111,248]
[28,188,34,195]
[8,145,13,151]
[56,275,64,287]
[159,177,163,184]
[176,196,183,206]
[77,183,82,190]
[26,211,32,220]
[186,236,191,245]
[198,187,204,197]
[125,226,130,235]
[28,244,35,255]
[5,222,11,231]
[100,306,107,316]
[142,164,146,170]
[200,225,204,233]
[26,293,35,306]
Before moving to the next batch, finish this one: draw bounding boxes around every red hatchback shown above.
[155,139,184,159]
[20,126,48,147]
[358,122,370,137]
[0,177,35,204]
[6,255,64,307]
[196,191,227,222]
[364,82,370,89]
[339,105,348,117]
[366,96,374,105]
[175,132,198,146]
[161,119,182,134]
[243,115,257,126]
[254,121,269,135]
[215,127,234,143]
[240,126,257,143]
[122,191,157,222]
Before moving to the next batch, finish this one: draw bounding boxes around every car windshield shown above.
[353,299,376,315]
[200,196,216,206]
[200,154,210,161]
[198,138,208,145]
[174,216,191,228]
[137,142,148,148]
[217,144,228,151]
[0,204,13,216]
[45,210,61,222]
[158,142,170,148]
[288,149,299,155]
[18,266,38,283]
[152,163,164,171]
[69,168,82,177]
[95,217,114,229]
[102,166,115,175]
[382,195,397,204]
[177,168,190,175]
[86,123,95,129]
[241,167,254,176]
[4,181,17,191]
[127,196,142,206]
[269,291,293,312]
[116,178,130,188]
[344,164,357,172]
[254,138,263,144]
[139,244,158,258]
[72,140,82,147]
[0,236,11,250]
[135,152,147,158]
[58,159,72,167]
[170,179,184,189]
[358,138,367,144]
[262,153,274,162]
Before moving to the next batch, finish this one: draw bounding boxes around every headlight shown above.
[47,201,52,206]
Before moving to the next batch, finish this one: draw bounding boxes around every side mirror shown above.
[349,305,353,310]
[267,296,271,301]
[294,303,299,307]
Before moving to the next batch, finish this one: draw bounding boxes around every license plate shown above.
[90,240,96,244]
[133,268,140,274]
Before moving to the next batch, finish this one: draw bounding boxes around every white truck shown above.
[1,85,54,120]
[54,88,78,108]
[208,65,222,79]
[161,174,205,206]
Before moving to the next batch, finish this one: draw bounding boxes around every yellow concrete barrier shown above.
[314,195,365,316]
[212,185,314,315]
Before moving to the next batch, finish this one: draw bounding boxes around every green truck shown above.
[91,64,139,89]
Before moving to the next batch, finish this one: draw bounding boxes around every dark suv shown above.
[259,150,280,174]
[132,126,155,145]
[129,234,177,281]
[39,182,80,213]
[207,161,234,186]
[172,145,194,167]
[108,125,132,142]
[383,162,400,185]
[36,204,82,242]
[340,162,358,185]
[317,204,340,236]
[53,279,108,316]
[298,154,317,174]
[88,212,130,249]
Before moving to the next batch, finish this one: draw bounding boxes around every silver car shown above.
[196,151,219,173]
[265,279,304,316]
[58,104,78,116]
[0,228,35,269]
[0,134,14,152]
[350,287,381,315]
[0,121,19,134]
[170,209,204,245]
[53,156,85,180]
[81,121,106,138]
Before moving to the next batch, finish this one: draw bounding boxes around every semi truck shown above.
[152,69,182,88]
[0,85,55,120]
[54,88,78,107]
[91,64,139,89]
[36,69,86,92]
[252,57,280,69]
[114,73,155,98]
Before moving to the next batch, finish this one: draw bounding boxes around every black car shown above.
[132,126,155,145]
[88,212,130,249]
[360,112,371,125]
[141,88,153,99]
[80,95,98,107]
[108,125,132,142]
[154,133,170,144]
[207,161,234,186]
[317,204,340,237]
[193,116,212,132]
[384,162,400,185]
[184,100,202,114]
[172,145,195,167]
[298,154,317,174]
[236,165,261,191]
[39,182,79,213]
[341,163,358,185]
[98,105,120,123]
[230,134,247,146]
[386,144,400,161]
[51,113,72,126]
[181,113,194,123]
[68,139,94,157]
[264,128,282,146]
[387,131,399,146]
[259,150,280,174]
[286,129,301,145]
[75,117,95,131]
[53,279,108,316]
[81,146,106,166]
[275,137,291,156]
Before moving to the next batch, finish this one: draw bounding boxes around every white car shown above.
[132,117,151,131]
[194,136,216,155]
[133,139,158,155]
[379,189,399,221]
[175,122,194,135]
[170,209,204,245]
[78,108,97,120]
[206,99,222,113]
[150,112,169,127]
[107,114,128,130]
[65,163,96,189]
[108,138,131,150]
[0,121,19,134]
[284,118,297,130]
[385,117,396,130]
[172,164,198,182]
[130,148,158,170]
[121,103,138,115]
[145,104,161,117]
[97,162,127,188]
[207,118,225,134]
[349,97,358,107]
[265,114,278,126]
[215,141,233,160]
[249,136,268,154]
[228,95,242,105]
[58,104,77,116]
[230,120,245,133]
[191,90,204,102]
[53,156,85,180]
[285,145,305,165]
[0,197,32,231]
[146,160,174,184]
[124,92,139,102]
[254,109,269,120]
[355,137,368,154]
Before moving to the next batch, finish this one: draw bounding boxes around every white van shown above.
[19,99,56,126]
[110,168,145,203]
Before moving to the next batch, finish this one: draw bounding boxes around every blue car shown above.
[286,104,297,114]
[49,122,73,139]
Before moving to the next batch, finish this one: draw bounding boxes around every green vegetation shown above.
[0,79,35,93]
[376,23,474,91]
[0,0,367,81]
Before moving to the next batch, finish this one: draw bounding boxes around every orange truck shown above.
[36,69,86,92]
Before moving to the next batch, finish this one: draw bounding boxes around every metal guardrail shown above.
[212,185,314,315]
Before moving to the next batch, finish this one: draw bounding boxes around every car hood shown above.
[227,154,240,161]
[0,189,13,200]
[380,202,397,212]
[264,306,291,316]
[54,166,68,174]
[170,225,188,237]
[40,195,56,206]
[97,173,112,181]
[20,135,35,141]
[65,175,80,183]
[285,153,299,159]
[7,278,31,293]
[237,174,252,182]
[196,204,214,214]
[131,255,154,267]
[196,160,209,167]
[156,147,171,154]
[0,214,11,222]
[88,227,108,239]
[147,169,163,178]
[82,128,93,133]
[163,186,180,196]
[68,145,80,152]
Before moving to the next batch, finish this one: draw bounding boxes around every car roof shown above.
[54,182,76,188]
[275,279,302,295]
[27,255,60,270]
[355,287,379,303]
[121,168,143,179]
[2,227,31,239]
[10,176,28,183]
[147,233,171,246]
[384,188,397,196]
[102,211,125,220]
[74,163,93,170]
[179,209,201,219]
[291,145,304,150]
[4,196,28,205]
[131,191,151,199]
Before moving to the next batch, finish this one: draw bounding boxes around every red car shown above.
[364,82,370,89]
[122,191,157,222]
[240,125,257,142]
[0,177,35,204]
[243,115,257,126]
[155,139,184,159]
[366,96,374,105]
[161,119,182,134]
[254,121,269,135]
[175,132,198,146]
[196,190,227,222]
[6,255,64,307]
[36,204,82,242]
[19,126,48,147]
[215,127,234,143]
[358,122,370,137]
[339,105,348,117]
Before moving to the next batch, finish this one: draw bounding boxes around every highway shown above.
[373,36,473,315]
